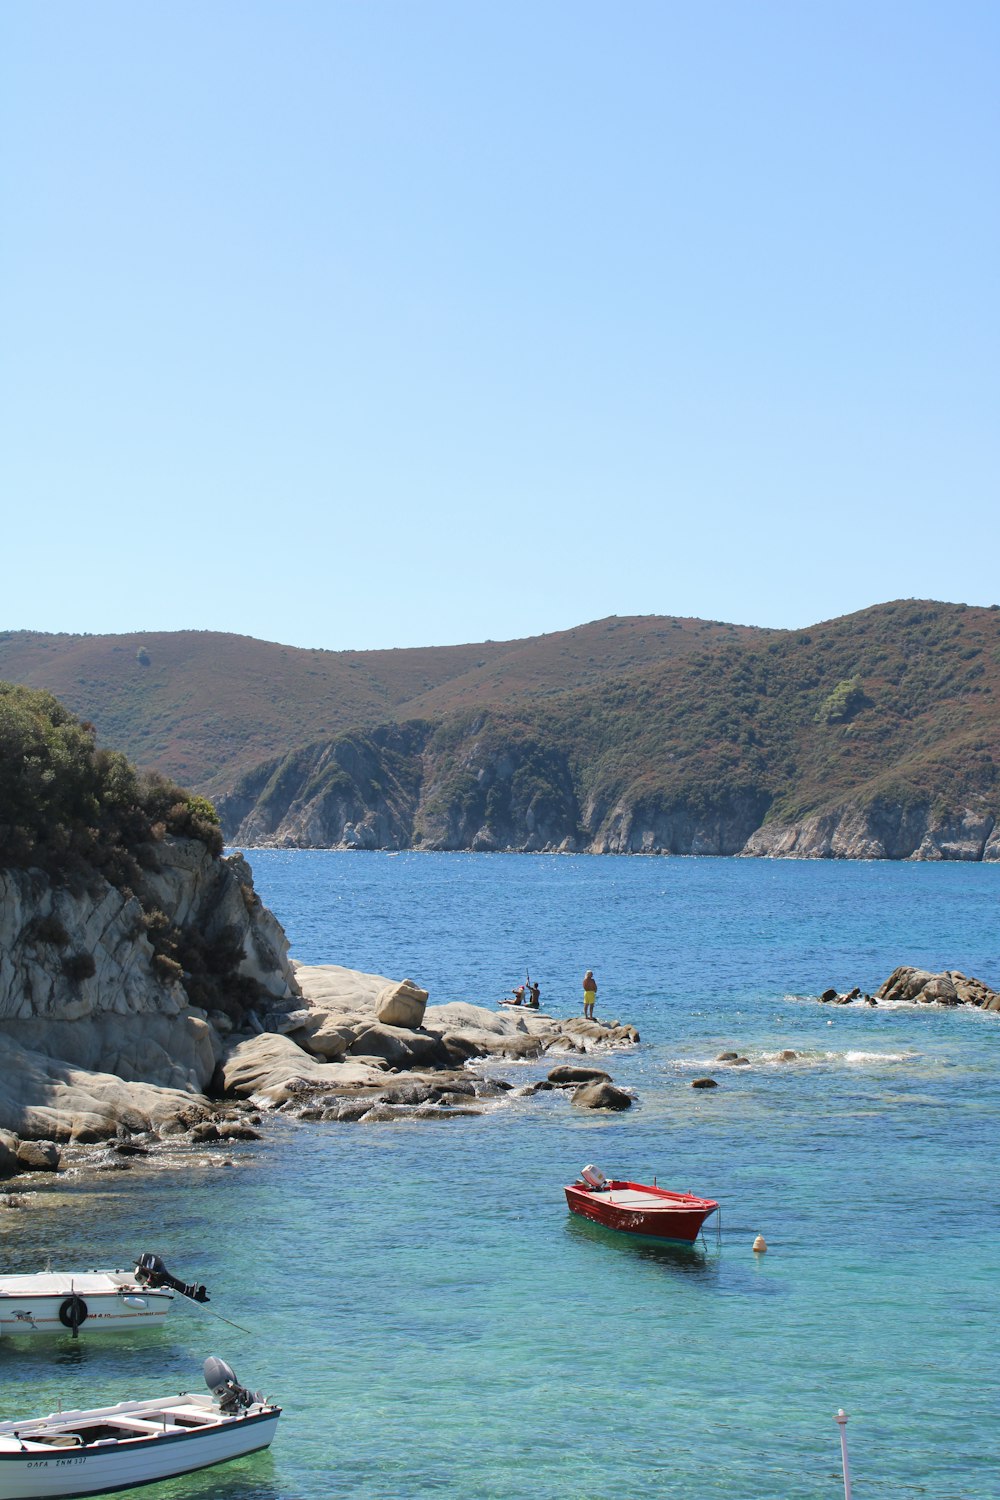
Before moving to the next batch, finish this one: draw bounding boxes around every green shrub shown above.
[815,676,867,725]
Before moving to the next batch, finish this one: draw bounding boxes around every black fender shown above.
[59,1295,88,1330]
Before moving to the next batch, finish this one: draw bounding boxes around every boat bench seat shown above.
[604,1192,677,1209]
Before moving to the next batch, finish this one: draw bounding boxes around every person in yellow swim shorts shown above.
[582,969,597,1019]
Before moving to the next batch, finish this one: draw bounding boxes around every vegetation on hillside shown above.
[218,601,1000,851]
[0,681,222,885]
[0,616,753,797]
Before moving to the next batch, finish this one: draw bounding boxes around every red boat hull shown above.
[564,1179,718,1245]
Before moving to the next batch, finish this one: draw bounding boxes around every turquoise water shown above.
[3,853,999,1497]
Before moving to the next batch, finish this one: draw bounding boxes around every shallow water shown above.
[2,853,999,1497]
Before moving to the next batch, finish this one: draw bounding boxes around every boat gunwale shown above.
[0,1398,280,1446]
[564,1179,719,1214]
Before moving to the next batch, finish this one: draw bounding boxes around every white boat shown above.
[0,1358,279,1498]
[0,1256,208,1338]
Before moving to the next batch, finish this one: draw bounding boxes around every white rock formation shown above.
[0,838,300,1146]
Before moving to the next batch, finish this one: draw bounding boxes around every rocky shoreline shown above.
[216,966,639,1125]
[0,840,641,1185]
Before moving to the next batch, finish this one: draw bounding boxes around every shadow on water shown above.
[564,1213,719,1275]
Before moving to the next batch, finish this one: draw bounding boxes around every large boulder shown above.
[295,1021,353,1061]
[15,1140,61,1172]
[547,1065,612,1086]
[347,1023,451,1070]
[375,979,428,1029]
[294,963,394,1015]
[571,1081,633,1111]
[219,1033,386,1106]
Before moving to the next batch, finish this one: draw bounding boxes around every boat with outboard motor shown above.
[565,1165,719,1245]
[0,1357,279,1499]
[0,1255,208,1338]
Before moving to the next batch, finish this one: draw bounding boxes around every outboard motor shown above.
[580,1164,608,1190]
[204,1356,264,1414]
[135,1252,210,1303]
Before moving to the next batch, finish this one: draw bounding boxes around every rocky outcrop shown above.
[225,963,640,1121]
[0,838,300,1149]
[876,967,1000,1009]
[816,966,1000,1010]
[743,800,998,861]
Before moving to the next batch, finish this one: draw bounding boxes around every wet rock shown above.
[14,1140,60,1173]
[820,988,838,1002]
[691,1078,718,1089]
[0,1132,21,1179]
[777,1050,798,1062]
[547,1065,612,1086]
[876,966,1000,1009]
[716,1051,739,1061]
[731,1057,751,1066]
[571,1081,633,1111]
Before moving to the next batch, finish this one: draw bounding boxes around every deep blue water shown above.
[3,853,999,1498]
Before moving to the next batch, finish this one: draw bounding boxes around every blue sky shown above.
[3,1,997,650]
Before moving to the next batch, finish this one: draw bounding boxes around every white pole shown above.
[834,1409,852,1500]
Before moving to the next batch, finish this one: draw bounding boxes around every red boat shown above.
[564,1165,718,1245]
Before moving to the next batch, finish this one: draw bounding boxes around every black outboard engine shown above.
[203,1356,265,1414]
[135,1252,210,1303]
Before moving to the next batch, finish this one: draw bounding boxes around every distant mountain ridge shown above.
[0,616,754,797]
[5,601,1000,859]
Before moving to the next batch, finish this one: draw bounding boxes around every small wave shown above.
[673,1048,917,1070]
[839,1048,915,1065]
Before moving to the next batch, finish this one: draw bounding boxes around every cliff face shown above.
[222,718,1000,861]
[0,837,301,1140]
[588,789,773,855]
[743,800,1000,860]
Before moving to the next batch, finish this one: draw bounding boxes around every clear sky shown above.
[3,1,997,650]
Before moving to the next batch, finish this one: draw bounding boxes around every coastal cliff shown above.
[0,682,302,1153]
[7,601,1000,862]
[0,683,640,1174]
[0,839,301,1145]
[215,602,1000,860]
[220,727,999,862]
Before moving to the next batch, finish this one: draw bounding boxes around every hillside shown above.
[217,601,1000,860]
[0,616,755,797]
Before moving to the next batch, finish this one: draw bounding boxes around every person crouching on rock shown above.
[582,970,597,1019]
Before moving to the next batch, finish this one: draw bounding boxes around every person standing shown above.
[582,969,597,1019]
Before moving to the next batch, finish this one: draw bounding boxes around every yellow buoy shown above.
[752,1234,768,1253]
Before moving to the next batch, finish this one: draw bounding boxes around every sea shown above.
[2,852,999,1499]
